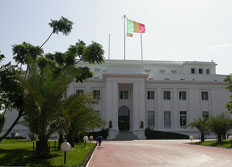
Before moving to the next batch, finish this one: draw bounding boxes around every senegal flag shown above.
[127,19,145,35]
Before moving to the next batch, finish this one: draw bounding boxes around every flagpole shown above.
[140,34,143,61]
[123,15,126,61]
[108,34,111,60]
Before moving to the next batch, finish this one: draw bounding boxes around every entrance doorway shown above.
[118,106,130,130]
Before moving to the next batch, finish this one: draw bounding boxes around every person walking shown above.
[95,136,103,146]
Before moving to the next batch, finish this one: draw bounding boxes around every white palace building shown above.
[3,59,231,139]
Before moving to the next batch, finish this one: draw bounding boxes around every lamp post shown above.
[189,136,193,143]
[83,136,88,147]
[89,136,93,143]
[60,142,71,164]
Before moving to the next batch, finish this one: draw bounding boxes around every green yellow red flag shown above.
[127,19,145,36]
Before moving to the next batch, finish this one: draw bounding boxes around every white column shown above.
[138,81,146,139]
[173,88,178,130]
[106,80,119,139]
[112,82,119,131]
[133,81,146,139]
[105,80,113,125]
[157,88,162,129]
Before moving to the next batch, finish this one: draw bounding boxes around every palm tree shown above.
[20,60,74,158]
[186,117,209,142]
[40,16,73,48]
[59,94,105,147]
[208,112,232,143]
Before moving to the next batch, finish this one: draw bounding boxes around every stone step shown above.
[114,131,138,140]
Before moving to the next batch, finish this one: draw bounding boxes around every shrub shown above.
[88,129,109,140]
[145,128,189,139]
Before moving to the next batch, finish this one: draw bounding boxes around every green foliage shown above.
[191,140,231,148]
[12,42,43,65]
[21,60,75,142]
[145,128,189,139]
[49,16,73,35]
[59,94,105,146]
[0,60,23,112]
[0,53,5,62]
[186,117,209,142]
[208,112,232,143]
[225,75,232,112]
[0,113,5,134]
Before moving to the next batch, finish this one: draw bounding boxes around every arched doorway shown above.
[118,106,130,130]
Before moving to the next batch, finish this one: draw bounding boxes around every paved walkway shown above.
[89,140,232,167]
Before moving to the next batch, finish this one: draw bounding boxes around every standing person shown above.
[95,136,103,146]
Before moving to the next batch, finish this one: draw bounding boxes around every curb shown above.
[82,143,98,167]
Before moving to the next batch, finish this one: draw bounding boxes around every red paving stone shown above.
[88,140,232,167]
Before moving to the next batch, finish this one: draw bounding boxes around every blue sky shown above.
[1,0,232,74]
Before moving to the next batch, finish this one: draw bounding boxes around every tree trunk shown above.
[200,133,205,142]
[40,31,53,48]
[217,134,222,143]
[58,132,64,150]
[0,110,23,142]
[67,134,75,147]
[36,140,50,158]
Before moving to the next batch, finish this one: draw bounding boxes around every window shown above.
[76,89,84,96]
[164,111,171,128]
[202,111,209,119]
[171,70,177,74]
[201,91,208,100]
[179,91,186,100]
[191,68,195,74]
[120,91,128,99]
[94,68,101,72]
[93,90,100,100]
[180,111,187,127]
[147,91,155,100]
[145,69,151,73]
[199,68,203,74]
[147,111,155,127]
[163,91,171,100]
[160,70,165,73]
[206,69,210,74]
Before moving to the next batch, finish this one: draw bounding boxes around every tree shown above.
[0,16,75,142]
[59,94,105,147]
[40,16,73,48]
[186,117,209,142]
[0,113,4,134]
[0,17,105,155]
[0,56,23,142]
[20,60,75,157]
[225,75,232,112]
[208,112,232,143]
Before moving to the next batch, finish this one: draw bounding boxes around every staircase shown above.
[114,131,138,140]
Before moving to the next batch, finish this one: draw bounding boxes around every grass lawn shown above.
[0,139,96,166]
[190,140,232,148]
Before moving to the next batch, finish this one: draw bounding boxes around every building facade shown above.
[2,59,230,139]
[66,60,230,139]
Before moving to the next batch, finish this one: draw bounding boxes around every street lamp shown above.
[83,136,88,147]
[89,136,93,143]
[60,142,71,164]
[189,136,193,143]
